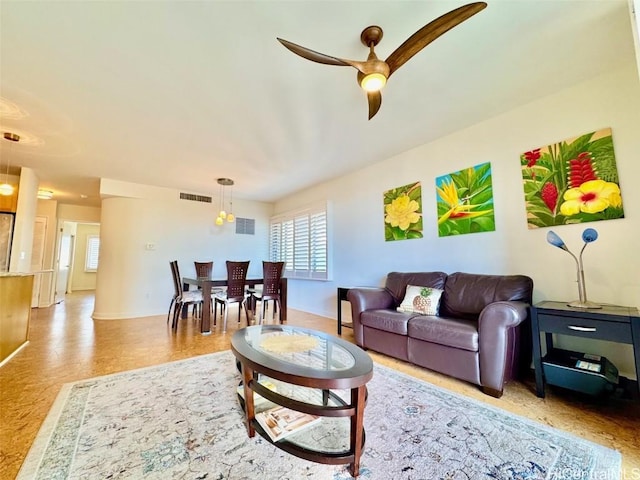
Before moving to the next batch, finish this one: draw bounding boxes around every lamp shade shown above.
[0,183,13,196]
[546,231,566,249]
[582,228,598,243]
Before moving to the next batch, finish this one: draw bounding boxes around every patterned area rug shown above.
[18,351,620,479]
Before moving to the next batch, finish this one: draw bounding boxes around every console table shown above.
[336,286,380,335]
[531,301,640,399]
[337,287,352,335]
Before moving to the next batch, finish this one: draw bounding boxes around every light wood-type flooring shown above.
[1,292,638,479]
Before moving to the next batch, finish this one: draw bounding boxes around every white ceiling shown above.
[0,1,636,207]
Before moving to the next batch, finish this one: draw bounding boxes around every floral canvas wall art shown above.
[436,162,495,237]
[520,128,624,229]
[384,181,423,241]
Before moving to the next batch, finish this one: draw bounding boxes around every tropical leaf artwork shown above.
[383,181,423,241]
[435,162,495,237]
[521,128,624,229]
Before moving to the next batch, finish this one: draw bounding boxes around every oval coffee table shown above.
[231,325,373,477]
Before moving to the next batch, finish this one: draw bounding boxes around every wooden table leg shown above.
[201,280,212,334]
[279,278,288,323]
[349,384,366,477]
[242,363,256,437]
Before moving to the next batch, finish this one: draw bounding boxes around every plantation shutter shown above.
[85,235,100,272]
[269,202,329,280]
[309,210,327,277]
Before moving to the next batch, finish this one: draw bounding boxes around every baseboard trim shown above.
[0,340,29,368]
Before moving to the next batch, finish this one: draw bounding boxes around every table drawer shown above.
[537,313,632,343]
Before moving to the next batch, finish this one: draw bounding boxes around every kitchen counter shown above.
[0,273,34,366]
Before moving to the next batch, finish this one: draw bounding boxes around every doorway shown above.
[55,221,75,304]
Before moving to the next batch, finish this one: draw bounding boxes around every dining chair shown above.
[214,260,250,333]
[192,261,212,318]
[252,261,285,325]
[194,260,225,318]
[168,260,203,330]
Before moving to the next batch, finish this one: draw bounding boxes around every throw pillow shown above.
[397,285,443,316]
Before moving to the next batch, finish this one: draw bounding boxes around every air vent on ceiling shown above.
[180,192,212,203]
[235,218,255,235]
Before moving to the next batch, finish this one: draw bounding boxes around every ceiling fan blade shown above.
[367,91,382,120]
[385,2,487,76]
[277,38,361,68]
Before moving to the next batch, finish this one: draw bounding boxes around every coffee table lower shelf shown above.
[237,388,367,468]
[250,416,366,466]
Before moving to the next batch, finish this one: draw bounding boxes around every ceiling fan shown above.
[277,2,487,120]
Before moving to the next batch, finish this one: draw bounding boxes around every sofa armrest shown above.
[347,288,394,346]
[478,301,530,393]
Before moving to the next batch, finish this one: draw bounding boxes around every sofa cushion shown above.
[361,309,418,336]
[408,316,479,352]
[397,285,443,316]
[385,272,447,306]
[440,272,534,320]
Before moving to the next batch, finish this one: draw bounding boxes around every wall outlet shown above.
[145,243,156,251]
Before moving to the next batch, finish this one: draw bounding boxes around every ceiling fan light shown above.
[360,73,386,92]
[0,183,13,196]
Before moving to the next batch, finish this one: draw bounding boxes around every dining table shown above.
[182,276,288,334]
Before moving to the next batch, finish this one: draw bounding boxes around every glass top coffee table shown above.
[231,325,373,477]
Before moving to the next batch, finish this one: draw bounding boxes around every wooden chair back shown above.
[170,260,183,297]
[261,261,284,297]
[194,261,213,279]
[225,261,250,300]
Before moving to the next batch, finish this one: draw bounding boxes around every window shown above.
[269,202,329,280]
[85,235,100,272]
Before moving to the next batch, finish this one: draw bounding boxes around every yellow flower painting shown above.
[384,182,422,241]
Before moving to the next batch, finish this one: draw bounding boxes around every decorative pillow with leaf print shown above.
[397,285,443,316]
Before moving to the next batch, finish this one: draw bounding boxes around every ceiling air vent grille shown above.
[179,192,212,203]
[235,218,255,235]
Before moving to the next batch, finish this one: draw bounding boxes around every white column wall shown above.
[93,193,272,319]
[9,167,38,272]
[275,63,640,377]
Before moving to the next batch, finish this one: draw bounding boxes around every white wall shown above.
[274,63,640,378]
[93,182,272,319]
[58,204,101,223]
[631,0,640,77]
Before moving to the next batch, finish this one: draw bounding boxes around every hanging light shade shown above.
[216,177,235,225]
[0,132,19,196]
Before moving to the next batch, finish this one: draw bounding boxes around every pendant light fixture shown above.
[0,132,19,196]
[215,178,235,225]
[37,189,54,200]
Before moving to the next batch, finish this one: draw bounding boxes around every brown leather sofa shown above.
[347,271,534,397]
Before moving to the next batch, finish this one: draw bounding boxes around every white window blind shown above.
[85,235,100,272]
[269,202,328,280]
